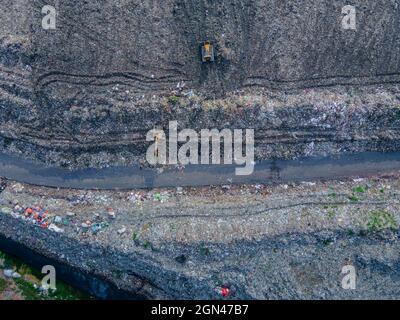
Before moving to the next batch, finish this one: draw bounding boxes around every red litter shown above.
[221,287,230,298]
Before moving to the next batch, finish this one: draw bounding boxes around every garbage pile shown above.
[127,191,171,205]
[0,205,67,233]
[11,206,52,229]
[0,203,115,236]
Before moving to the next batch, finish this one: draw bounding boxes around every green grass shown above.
[328,188,337,197]
[0,278,7,293]
[168,95,180,105]
[347,185,369,203]
[48,281,93,300]
[327,210,336,219]
[352,185,368,194]
[143,241,152,250]
[14,278,42,300]
[366,210,398,233]
[348,195,359,202]
[0,250,93,300]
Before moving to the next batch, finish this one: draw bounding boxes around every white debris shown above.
[117,226,127,235]
[49,224,64,233]
[107,209,116,219]
[4,269,21,279]
[11,183,24,193]
[301,181,316,186]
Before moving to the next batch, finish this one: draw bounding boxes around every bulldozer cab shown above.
[201,41,215,62]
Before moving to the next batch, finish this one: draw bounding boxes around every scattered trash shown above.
[176,81,186,90]
[215,285,231,298]
[107,208,116,219]
[128,192,148,205]
[3,269,21,279]
[11,183,24,193]
[48,224,64,233]
[301,181,316,186]
[153,193,162,201]
[81,221,91,229]
[91,223,102,234]
[117,226,127,235]
[221,286,230,298]
[0,206,12,215]
[3,269,13,278]
[82,220,108,235]
[54,216,62,224]
[176,187,183,195]
[182,90,194,98]
[6,206,52,229]
[153,192,170,203]
[0,199,115,237]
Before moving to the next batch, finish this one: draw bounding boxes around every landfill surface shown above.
[1,175,400,299]
[1,0,400,300]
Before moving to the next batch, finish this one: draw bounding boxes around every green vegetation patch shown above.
[14,278,42,300]
[168,95,180,105]
[0,277,7,293]
[0,250,93,300]
[352,185,368,194]
[366,210,398,233]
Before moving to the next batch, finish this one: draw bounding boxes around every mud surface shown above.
[20,0,400,94]
[1,151,400,189]
[1,1,400,169]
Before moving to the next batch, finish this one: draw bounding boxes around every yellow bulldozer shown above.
[201,41,215,62]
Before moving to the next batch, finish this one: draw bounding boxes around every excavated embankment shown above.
[1,176,400,299]
[1,0,400,169]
